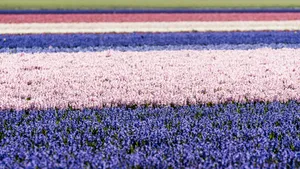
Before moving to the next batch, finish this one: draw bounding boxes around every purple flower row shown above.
[2,43,300,53]
[1,31,300,50]
[1,101,299,168]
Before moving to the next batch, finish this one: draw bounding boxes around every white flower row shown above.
[1,21,300,34]
[0,48,299,110]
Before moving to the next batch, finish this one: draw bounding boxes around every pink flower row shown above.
[0,48,299,110]
[2,13,300,23]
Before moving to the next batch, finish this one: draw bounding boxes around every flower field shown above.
[0,7,300,168]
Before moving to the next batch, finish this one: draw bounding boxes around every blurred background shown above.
[0,0,300,9]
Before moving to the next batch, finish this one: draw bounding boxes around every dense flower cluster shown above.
[1,48,299,110]
[1,31,300,49]
[1,101,299,168]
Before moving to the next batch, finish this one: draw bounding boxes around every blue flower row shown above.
[1,31,300,50]
[2,43,300,53]
[1,101,299,168]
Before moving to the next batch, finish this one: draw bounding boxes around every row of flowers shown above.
[0,48,299,110]
[1,31,300,49]
[1,13,299,23]
[1,101,299,168]
[2,43,300,53]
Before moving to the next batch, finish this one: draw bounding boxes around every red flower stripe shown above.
[2,13,300,23]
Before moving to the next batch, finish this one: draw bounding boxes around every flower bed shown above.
[0,8,300,168]
[1,102,299,168]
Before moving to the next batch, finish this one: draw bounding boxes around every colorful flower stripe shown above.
[1,102,299,168]
[2,21,300,34]
[3,44,300,53]
[0,48,299,110]
[2,31,300,49]
[2,13,300,23]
